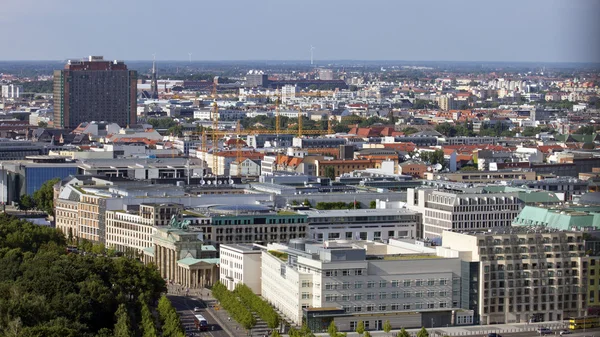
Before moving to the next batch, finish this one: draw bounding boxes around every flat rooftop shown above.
[298,208,419,217]
[220,243,261,253]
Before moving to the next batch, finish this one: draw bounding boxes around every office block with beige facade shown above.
[442,229,587,324]
[406,187,522,240]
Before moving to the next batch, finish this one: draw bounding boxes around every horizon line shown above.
[0,59,599,65]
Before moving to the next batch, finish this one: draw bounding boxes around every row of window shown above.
[320,290,453,300]
[340,302,449,313]
[323,279,449,288]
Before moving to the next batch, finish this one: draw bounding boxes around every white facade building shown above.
[299,209,421,242]
[406,187,522,240]
[261,240,466,330]
[1,84,23,98]
[219,244,262,294]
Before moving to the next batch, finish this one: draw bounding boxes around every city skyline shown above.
[1,0,599,63]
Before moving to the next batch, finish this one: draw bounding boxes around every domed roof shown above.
[579,192,600,206]
[209,204,271,215]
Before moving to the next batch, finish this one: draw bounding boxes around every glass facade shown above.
[25,167,77,195]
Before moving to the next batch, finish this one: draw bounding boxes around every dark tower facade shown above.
[53,56,137,129]
[150,57,158,99]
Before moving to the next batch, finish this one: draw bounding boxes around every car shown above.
[559,330,571,335]
[537,328,552,335]
[488,333,502,337]
[193,307,201,312]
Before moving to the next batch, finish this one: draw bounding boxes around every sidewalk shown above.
[314,321,569,337]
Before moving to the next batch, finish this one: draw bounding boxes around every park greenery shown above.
[435,122,475,137]
[0,213,166,336]
[478,122,515,137]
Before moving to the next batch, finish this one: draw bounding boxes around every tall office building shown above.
[53,56,137,129]
[319,68,334,81]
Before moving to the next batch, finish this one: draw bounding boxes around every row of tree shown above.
[315,201,361,210]
[0,213,167,336]
[212,282,256,330]
[331,320,428,337]
[435,122,475,137]
[157,295,186,337]
[234,284,280,329]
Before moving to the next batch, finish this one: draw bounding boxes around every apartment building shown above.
[261,240,466,331]
[298,209,421,242]
[406,187,522,240]
[219,244,262,294]
[442,229,587,324]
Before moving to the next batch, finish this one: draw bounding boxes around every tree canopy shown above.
[0,213,166,337]
[33,178,61,216]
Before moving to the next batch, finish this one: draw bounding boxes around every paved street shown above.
[166,284,600,337]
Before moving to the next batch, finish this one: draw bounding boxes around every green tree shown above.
[328,321,339,337]
[364,332,372,337]
[324,166,336,180]
[356,321,365,334]
[140,299,158,337]
[91,243,106,255]
[420,150,445,168]
[401,127,419,135]
[168,125,183,137]
[417,327,429,337]
[383,320,392,336]
[398,328,410,337]
[369,200,377,209]
[459,165,478,172]
[271,330,282,337]
[38,121,48,128]
[33,178,61,216]
[19,194,36,212]
[573,125,596,135]
[114,304,133,337]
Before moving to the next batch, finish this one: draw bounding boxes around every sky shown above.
[1,0,599,63]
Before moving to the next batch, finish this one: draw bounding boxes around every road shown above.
[169,294,230,337]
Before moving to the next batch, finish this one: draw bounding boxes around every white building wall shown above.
[220,245,262,294]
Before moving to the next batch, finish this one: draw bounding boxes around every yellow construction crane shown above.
[236,120,243,177]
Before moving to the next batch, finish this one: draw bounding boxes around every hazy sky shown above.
[1,0,599,63]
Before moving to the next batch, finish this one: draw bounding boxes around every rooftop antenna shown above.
[310,45,315,66]
[188,52,192,63]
